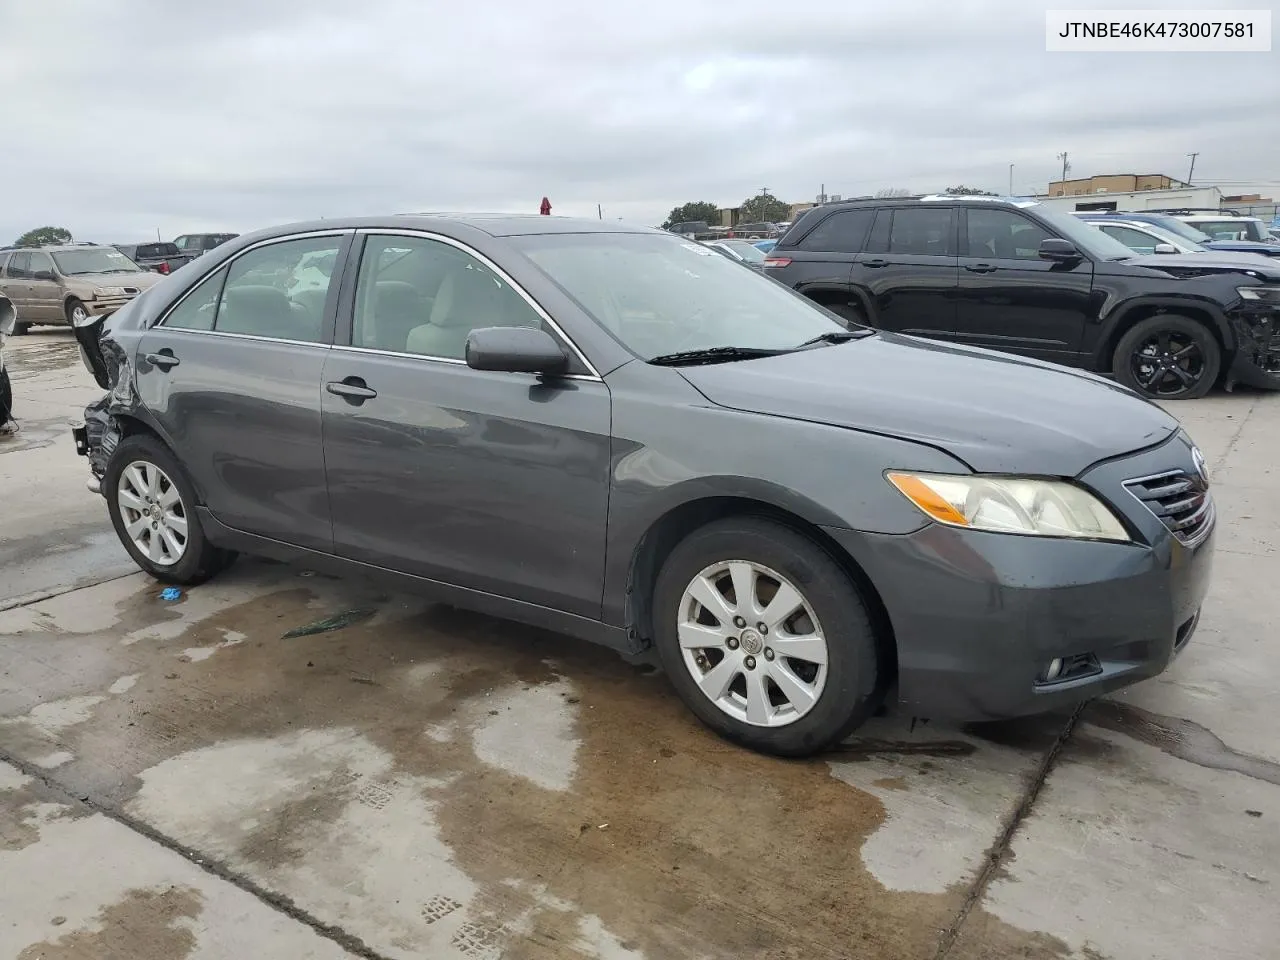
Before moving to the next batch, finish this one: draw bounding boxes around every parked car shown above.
[173,233,238,258]
[0,244,163,334]
[763,195,1280,399]
[1075,215,1278,264]
[73,214,1215,757]
[730,221,780,239]
[1149,209,1278,245]
[754,239,778,254]
[1066,212,1280,259]
[703,239,767,270]
[114,242,194,276]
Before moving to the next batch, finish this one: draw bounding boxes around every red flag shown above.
[539,197,551,215]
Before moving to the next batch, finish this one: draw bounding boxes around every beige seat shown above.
[405,266,509,359]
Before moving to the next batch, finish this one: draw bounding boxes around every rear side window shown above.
[888,208,954,256]
[217,236,343,342]
[0,253,9,275]
[6,253,30,279]
[796,209,874,253]
[137,243,180,258]
[164,267,227,331]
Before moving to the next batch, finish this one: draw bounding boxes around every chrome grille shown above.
[1124,470,1214,545]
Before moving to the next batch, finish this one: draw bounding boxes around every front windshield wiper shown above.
[648,346,787,366]
[794,330,875,348]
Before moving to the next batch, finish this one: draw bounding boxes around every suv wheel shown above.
[104,435,236,585]
[1113,315,1220,400]
[652,517,881,757]
[65,299,89,327]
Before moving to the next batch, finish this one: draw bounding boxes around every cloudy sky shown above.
[2,0,1276,243]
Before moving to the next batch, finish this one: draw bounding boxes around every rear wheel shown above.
[104,434,236,585]
[825,301,868,329]
[653,517,882,757]
[1113,315,1220,400]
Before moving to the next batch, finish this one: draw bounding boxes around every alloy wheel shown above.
[677,560,829,727]
[117,460,188,566]
[1130,330,1206,397]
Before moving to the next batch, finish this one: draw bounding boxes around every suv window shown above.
[352,234,543,359]
[27,252,54,278]
[5,253,29,279]
[137,243,180,259]
[966,208,1051,260]
[216,236,344,342]
[1098,224,1159,254]
[164,267,227,331]
[796,209,874,254]
[889,208,954,256]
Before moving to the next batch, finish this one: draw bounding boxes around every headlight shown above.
[92,286,128,297]
[887,472,1131,542]
[1237,285,1280,303]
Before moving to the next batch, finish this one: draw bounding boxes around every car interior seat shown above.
[405,265,512,359]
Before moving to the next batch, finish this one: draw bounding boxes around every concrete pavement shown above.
[0,329,1276,959]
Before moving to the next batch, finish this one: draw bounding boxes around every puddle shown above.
[5,333,81,379]
[1085,700,1280,787]
[0,565,1079,959]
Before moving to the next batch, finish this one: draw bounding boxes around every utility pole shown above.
[1009,164,1014,195]
[597,203,602,220]
[1186,152,1198,185]
[1057,152,1070,190]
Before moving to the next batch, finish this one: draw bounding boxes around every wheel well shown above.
[625,496,898,681]
[1099,305,1227,372]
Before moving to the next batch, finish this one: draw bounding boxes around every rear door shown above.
[954,206,1094,363]
[854,205,959,338]
[133,231,352,550]
[0,253,30,317]
[320,231,612,618]
[26,251,62,321]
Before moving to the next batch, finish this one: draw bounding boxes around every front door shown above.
[321,232,612,619]
[133,232,350,551]
[953,207,1095,364]
[852,206,959,339]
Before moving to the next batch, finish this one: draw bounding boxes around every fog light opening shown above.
[1041,658,1064,683]
[1036,653,1102,687]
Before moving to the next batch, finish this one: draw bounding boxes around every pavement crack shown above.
[932,702,1085,960]
[0,748,389,960]
[0,570,140,613]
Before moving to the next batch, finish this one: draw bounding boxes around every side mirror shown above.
[1153,243,1178,255]
[1039,239,1083,263]
[32,269,55,281]
[465,326,569,376]
[0,296,14,336]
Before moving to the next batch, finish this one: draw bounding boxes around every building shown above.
[1035,184,1224,214]
[1047,173,1188,198]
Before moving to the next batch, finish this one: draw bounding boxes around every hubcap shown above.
[1131,330,1204,397]
[117,460,188,566]
[677,560,829,727]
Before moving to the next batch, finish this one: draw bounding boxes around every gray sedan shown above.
[73,215,1214,756]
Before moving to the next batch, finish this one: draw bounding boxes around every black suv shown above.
[765,196,1280,399]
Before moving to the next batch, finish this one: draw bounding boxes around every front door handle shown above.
[326,377,378,402]
[145,351,181,369]
[863,258,888,268]
[964,263,997,273]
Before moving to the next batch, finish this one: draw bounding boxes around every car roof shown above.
[800,194,1045,212]
[231,214,660,246]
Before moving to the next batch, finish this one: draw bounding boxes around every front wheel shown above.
[1113,315,1220,400]
[104,434,236,585]
[653,517,882,757]
[65,299,90,327]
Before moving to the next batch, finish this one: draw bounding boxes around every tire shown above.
[1113,315,1220,400]
[824,301,867,329]
[652,517,882,757]
[104,434,236,585]
[65,299,89,327]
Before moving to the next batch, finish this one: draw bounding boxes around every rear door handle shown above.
[862,258,888,268]
[964,263,997,273]
[145,351,180,369]
[326,378,377,402]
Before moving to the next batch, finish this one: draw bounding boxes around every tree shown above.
[662,201,720,230]
[944,185,998,196]
[15,226,72,247]
[738,191,791,224]
[874,188,912,198]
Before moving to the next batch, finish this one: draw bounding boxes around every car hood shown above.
[677,332,1180,476]
[1205,239,1280,256]
[1110,252,1280,279]
[72,271,163,289]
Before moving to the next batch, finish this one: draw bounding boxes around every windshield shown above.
[1108,221,1200,251]
[51,247,143,275]
[719,240,766,262]
[515,232,845,360]
[1030,206,1137,259]
[1142,216,1213,244]
[1193,218,1269,243]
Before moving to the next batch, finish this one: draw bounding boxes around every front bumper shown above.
[87,297,133,317]
[1226,301,1280,388]
[825,433,1215,721]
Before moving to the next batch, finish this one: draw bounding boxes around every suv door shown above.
[954,207,1095,363]
[0,253,30,317]
[27,252,65,321]
[769,207,874,322]
[133,231,352,550]
[321,231,612,618]
[854,205,959,338]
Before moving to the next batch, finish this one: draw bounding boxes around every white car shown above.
[1081,217,1279,264]
[1169,212,1276,244]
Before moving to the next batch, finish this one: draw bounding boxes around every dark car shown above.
[764,195,1280,400]
[1077,211,1280,259]
[703,239,768,270]
[173,233,239,258]
[114,242,193,276]
[72,214,1215,757]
